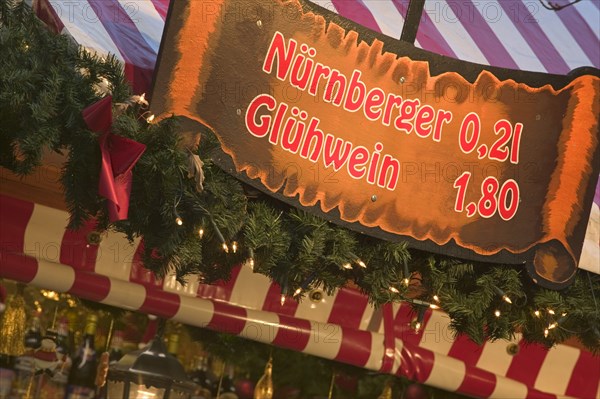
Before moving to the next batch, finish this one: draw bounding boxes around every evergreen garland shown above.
[1,2,599,353]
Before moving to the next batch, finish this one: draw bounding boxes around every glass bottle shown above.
[64,314,98,399]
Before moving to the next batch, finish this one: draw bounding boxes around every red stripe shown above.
[497,0,570,74]
[70,270,111,302]
[139,287,181,318]
[150,0,169,21]
[33,0,65,34]
[87,0,156,94]
[565,350,600,399]
[0,195,34,254]
[60,219,98,271]
[331,0,383,35]
[556,6,600,69]
[272,314,311,352]
[397,344,435,382]
[0,252,38,283]
[394,303,433,347]
[334,326,372,367]
[505,341,549,387]
[456,366,496,399]
[205,265,242,302]
[392,0,458,59]
[458,0,519,69]
[526,387,557,399]
[328,288,368,329]
[447,334,485,366]
[207,301,248,335]
[262,282,300,316]
[129,241,163,287]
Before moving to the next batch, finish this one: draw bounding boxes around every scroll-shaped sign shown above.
[151,0,600,288]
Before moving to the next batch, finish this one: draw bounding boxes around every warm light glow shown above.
[232,241,238,253]
[402,278,410,287]
[41,290,59,301]
[494,310,501,317]
[222,243,229,253]
[342,263,353,270]
[249,258,255,269]
[548,322,558,330]
[280,295,286,306]
[429,304,439,310]
[534,310,540,317]
[502,295,512,304]
[146,114,155,123]
[544,329,549,338]
[198,228,204,238]
[175,217,183,226]
[389,286,400,294]
[357,259,367,268]
[561,312,567,317]
[414,322,422,332]
[135,388,157,399]
[547,309,555,315]
[294,288,302,296]
[433,295,440,303]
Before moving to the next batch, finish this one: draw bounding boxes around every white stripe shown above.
[23,204,69,263]
[476,335,522,377]
[471,0,547,72]
[101,277,146,311]
[94,232,139,281]
[359,304,375,331]
[360,0,405,39]
[534,345,580,396]
[308,0,339,14]
[423,2,488,65]
[418,310,454,355]
[574,1,600,65]
[304,320,342,359]
[163,272,201,297]
[241,309,280,344]
[117,0,163,53]
[30,259,75,293]
[228,262,271,309]
[49,1,125,63]
[366,331,384,370]
[173,292,214,326]
[533,4,594,71]
[489,375,528,399]
[390,338,404,375]
[424,353,466,392]
[294,285,336,323]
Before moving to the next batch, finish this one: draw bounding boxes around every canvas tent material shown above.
[0,194,599,399]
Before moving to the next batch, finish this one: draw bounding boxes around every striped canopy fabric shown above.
[1,193,599,399]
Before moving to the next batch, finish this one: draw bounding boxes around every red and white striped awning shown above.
[1,194,598,399]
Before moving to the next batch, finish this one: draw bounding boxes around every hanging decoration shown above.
[253,357,273,399]
[0,1,599,352]
[0,284,27,357]
[82,96,146,222]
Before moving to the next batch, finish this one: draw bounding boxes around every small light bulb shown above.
[414,322,422,332]
[433,295,440,303]
[232,241,238,253]
[503,295,512,304]
[544,329,549,338]
[534,310,540,317]
[403,278,410,287]
[175,217,183,226]
[249,258,255,269]
[357,259,367,268]
[548,309,555,315]
[198,228,204,238]
[494,310,501,317]
[429,304,439,310]
[389,286,400,294]
[222,243,229,253]
[342,263,353,270]
[280,295,286,306]
[548,322,558,330]
[561,312,567,317]
[146,114,155,123]
[294,288,302,297]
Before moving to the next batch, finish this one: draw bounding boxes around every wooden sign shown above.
[151,0,600,288]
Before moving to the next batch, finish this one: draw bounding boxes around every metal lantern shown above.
[106,320,196,399]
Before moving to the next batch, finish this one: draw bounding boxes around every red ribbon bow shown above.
[82,96,146,222]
